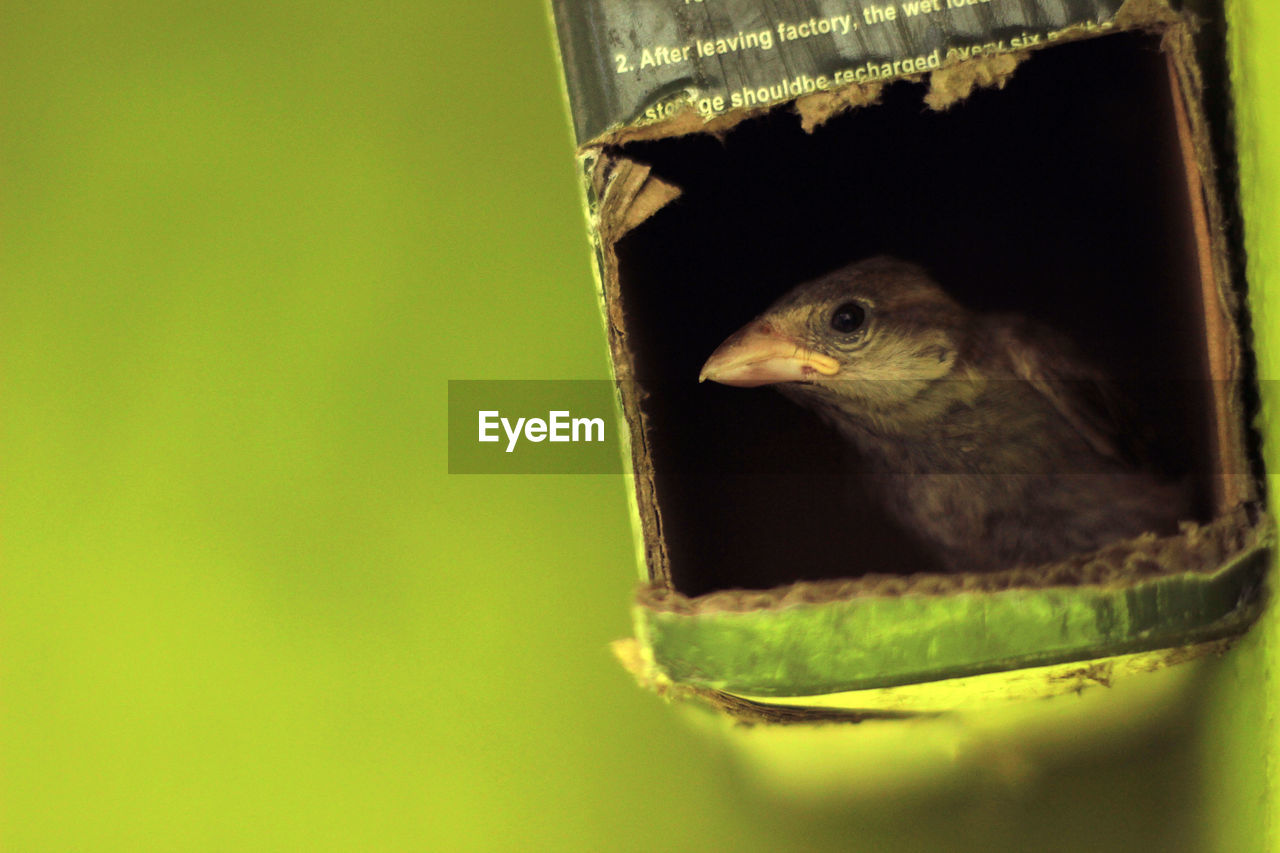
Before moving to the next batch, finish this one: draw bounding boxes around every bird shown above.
[698,256,1190,573]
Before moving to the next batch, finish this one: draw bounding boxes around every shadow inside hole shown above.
[613,32,1215,596]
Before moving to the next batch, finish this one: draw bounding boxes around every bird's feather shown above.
[994,316,1145,468]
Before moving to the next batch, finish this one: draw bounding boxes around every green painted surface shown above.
[1205,2,1280,850]
[644,551,1262,695]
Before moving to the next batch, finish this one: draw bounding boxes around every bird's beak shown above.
[699,321,841,387]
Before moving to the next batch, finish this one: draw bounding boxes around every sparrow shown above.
[698,256,1189,573]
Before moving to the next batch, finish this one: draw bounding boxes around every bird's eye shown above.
[830,302,867,334]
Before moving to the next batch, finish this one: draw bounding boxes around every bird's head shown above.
[699,257,970,412]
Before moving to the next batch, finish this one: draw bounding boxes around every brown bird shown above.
[699,256,1189,573]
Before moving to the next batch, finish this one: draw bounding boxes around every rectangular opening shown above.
[603,31,1245,598]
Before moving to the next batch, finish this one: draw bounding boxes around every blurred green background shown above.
[1,1,1276,850]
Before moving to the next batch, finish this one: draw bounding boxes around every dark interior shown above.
[611,31,1216,597]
